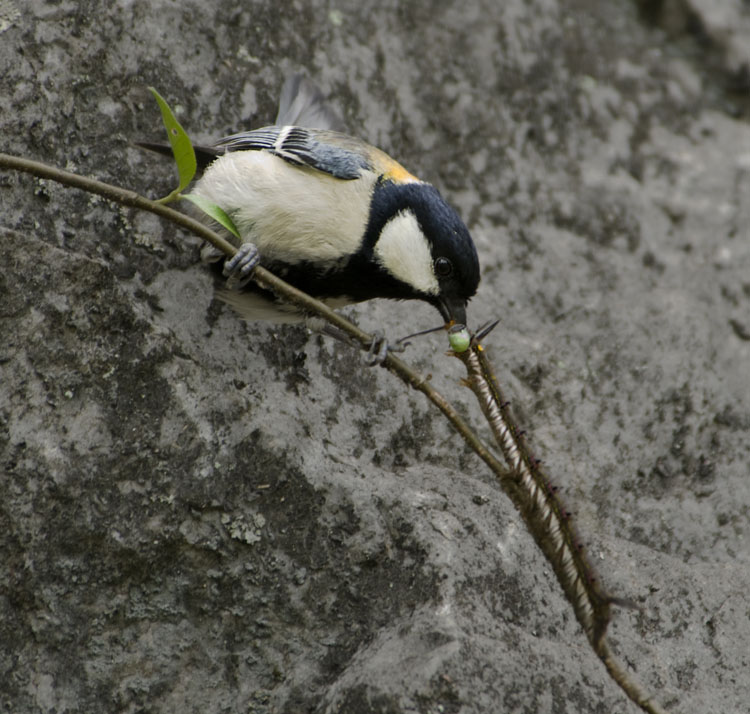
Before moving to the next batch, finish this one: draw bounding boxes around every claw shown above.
[365,330,388,366]
[223,243,260,289]
[364,330,407,366]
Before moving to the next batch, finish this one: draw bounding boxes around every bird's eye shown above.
[434,257,453,277]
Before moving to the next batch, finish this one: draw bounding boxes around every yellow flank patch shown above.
[369,147,421,184]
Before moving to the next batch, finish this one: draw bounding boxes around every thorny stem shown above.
[457,345,612,646]
[599,640,669,714]
[1,152,668,714]
[454,342,668,714]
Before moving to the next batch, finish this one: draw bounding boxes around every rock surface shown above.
[1,1,749,712]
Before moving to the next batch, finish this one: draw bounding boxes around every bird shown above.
[140,74,480,350]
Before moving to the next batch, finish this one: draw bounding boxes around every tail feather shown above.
[275,73,346,131]
[135,141,220,173]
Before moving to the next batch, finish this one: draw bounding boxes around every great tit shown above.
[142,75,480,329]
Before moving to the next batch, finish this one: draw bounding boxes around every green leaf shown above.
[182,193,242,240]
[148,87,197,203]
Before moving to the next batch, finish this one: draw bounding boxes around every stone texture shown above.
[1,1,749,712]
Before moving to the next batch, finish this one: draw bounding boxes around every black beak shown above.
[437,295,468,327]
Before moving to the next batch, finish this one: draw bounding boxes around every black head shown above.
[364,180,480,325]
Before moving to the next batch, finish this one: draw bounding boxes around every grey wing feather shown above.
[275,73,347,132]
[216,126,373,181]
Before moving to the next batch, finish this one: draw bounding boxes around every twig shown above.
[1,151,669,713]
[453,340,668,714]
[456,344,611,645]
[599,640,669,714]
[0,151,511,482]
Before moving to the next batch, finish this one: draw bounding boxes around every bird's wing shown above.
[215,126,419,183]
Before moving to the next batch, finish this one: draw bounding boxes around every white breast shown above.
[193,151,376,265]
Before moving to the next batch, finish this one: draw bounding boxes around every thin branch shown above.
[599,640,669,714]
[1,151,669,713]
[456,345,611,645]
[453,341,668,714]
[0,151,510,481]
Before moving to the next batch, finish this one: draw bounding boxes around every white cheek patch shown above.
[373,210,439,295]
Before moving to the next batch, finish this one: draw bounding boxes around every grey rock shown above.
[2,1,749,712]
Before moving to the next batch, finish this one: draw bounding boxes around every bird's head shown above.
[367,181,480,326]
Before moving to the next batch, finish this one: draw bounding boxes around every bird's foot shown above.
[223,243,260,289]
[364,330,408,366]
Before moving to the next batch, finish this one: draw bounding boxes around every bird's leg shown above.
[364,329,407,366]
[365,330,389,366]
[223,243,260,289]
[319,325,406,366]
[221,244,408,366]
